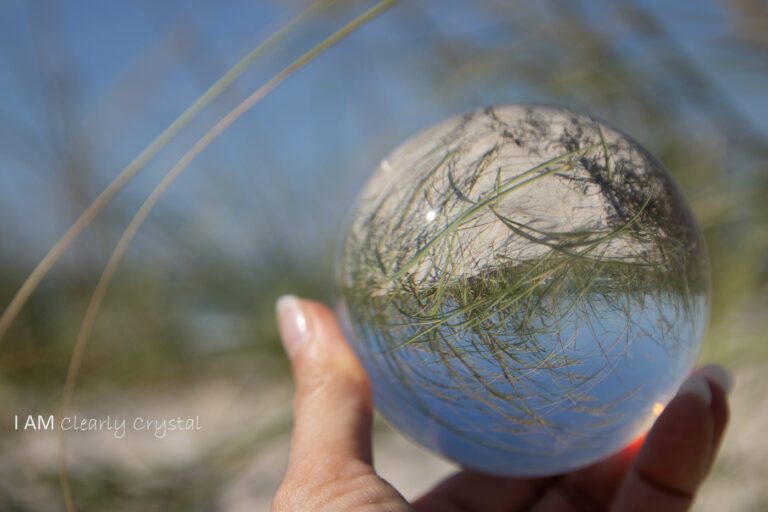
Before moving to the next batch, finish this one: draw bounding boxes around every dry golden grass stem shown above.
[0,0,340,344]
[55,2,402,511]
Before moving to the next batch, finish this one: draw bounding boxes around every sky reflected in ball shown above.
[337,104,709,476]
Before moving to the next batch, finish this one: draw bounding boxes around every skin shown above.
[272,298,730,512]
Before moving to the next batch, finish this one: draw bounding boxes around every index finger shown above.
[610,369,731,512]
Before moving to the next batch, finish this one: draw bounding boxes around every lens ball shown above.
[336,104,709,476]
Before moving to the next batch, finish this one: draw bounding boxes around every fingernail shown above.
[276,295,310,358]
[677,374,712,406]
[696,364,733,395]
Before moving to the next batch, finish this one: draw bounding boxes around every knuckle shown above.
[273,459,378,511]
[300,454,371,485]
[270,483,295,511]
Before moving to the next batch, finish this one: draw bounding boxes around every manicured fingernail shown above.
[677,374,712,406]
[276,295,310,358]
[696,364,733,395]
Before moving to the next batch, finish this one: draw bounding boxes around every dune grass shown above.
[11,2,403,510]
[338,108,708,450]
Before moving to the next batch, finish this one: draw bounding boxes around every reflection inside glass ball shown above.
[336,104,709,476]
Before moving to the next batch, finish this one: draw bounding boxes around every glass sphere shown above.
[336,104,709,476]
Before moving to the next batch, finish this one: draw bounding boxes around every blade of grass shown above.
[0,0,339,343]
[56,2,402,510]
[392,143,599,280]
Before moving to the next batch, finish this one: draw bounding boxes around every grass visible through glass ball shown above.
[336,104,709,476]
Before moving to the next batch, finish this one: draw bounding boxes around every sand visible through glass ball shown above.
[336,104,709,476]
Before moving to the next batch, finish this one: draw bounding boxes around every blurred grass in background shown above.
[0,0,766,510]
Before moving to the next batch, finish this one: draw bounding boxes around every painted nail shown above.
[696,364,733,395]
[677,374,712,406]
[276,295,310,358]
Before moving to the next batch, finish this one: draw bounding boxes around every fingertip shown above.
[610,389,715,510]
[696,364,733,396]
[303,300,349,346]
[707,378,729,438]
[702,373,730,475]
[693,364,731,467]
[277,297,375,468]
[276,296,351,359]
[632,379,715,495]
[276,294,311,359]
[300,300,368,376]
[676,374,712,406]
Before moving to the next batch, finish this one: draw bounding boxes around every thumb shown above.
[276,295,374,468]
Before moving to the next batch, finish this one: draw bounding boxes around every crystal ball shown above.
[335,104,709,476]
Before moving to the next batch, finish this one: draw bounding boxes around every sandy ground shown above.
[1,363,765,510]
[233,363,768,511]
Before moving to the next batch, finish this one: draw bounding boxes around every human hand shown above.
[272,296,731,512]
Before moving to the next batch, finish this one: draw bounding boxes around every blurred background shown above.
[0,0,766,510]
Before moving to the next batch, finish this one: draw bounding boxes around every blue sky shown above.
[0,0,765,271]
